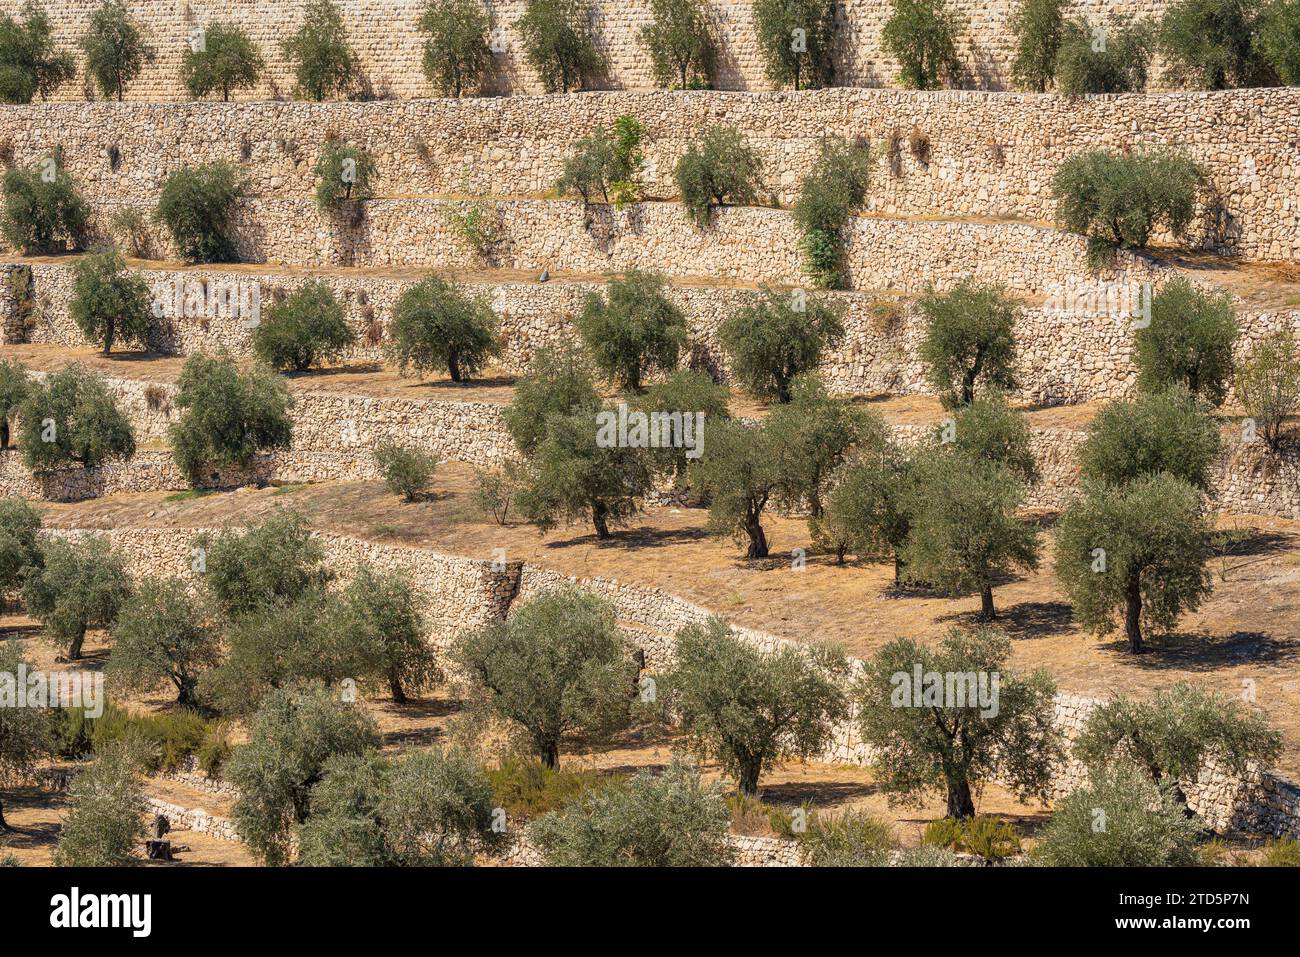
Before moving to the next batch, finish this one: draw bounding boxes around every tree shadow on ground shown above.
[1101,630,1300,672]
[755,779,882,808]
[542,525,708,551]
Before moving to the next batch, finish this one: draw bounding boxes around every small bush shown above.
[69,245,152,354]
[181,21,264,101]
[1,156,89,254]
[725,794,797,837]
[577,270,686,391]
[418,0,492,97]
[78,0,154,101]
[443,199,505,264]
[488,756,614,819]
[170,352,293,486]
[1236,331,1300,450]
[675,125,763,228]
[17,364,135,472]
[918,280,1020,409]
[921,815,965,849]
[753,0,838,90]
[640,0,717,89]
[1055,18,1153,94]
[0,3,75,103]
[1159,0,1262,89]
[374,440,437,501]
[792,137,871,288]
[1051,150,1204,259]
[1263,838,1300,866]
[155,162,245,264]
[801,809,894,866]
[52,742,147,866]
[109,207,151,258]
[1011,0,1068,91]
[281,0,358,100]
[472,465,522,524]
[556,116,647,208]
[517,0,601,93]
[882,0,963,89]
[387,273,499,382]
[252,280,355,372]
[313,137,375,211]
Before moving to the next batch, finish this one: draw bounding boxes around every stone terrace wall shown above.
[81,199,1170,293]
[50,524,1300,840]
[6,89,1294,257]
[0,0,1184,101]
[8,259,1300,407]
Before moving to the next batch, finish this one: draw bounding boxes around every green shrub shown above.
[52,742,147,866]
[753,0,837,90]
[387,273,499,382]
[1054,18,1153,94]
[417,0,492,97]
[792,137,870,289]
[313,137,375,211]
[726,793,799,837]
[442,199,505,263]
[1263,838,1300,866]
[1,156,89,254]
[1037,762,1201,866]
[918,280,1020,409]
[0,496,41,593]
[556,116,647,207]
[17,364,135,473]
[517,0,601,93]
[108,206,151,258]
[108,578,218,709]
[0,358,31,451]
[78,0,153,101]
[1051,150,1204,259]
[801,809,895,866]
[718,287,845,402]
[22,533,131,660]
[1134,277,1238,406]
[69,246,151,354]
[530,758,734,866]
[1011,0,1067,91]
[252,280,354,371]
[1077,386,1221,491]
[488,756,614,819]
[921,815,965,849]
[640,0,717,88]
[0,2,75,103]
[155,162,245,263]
[193,510,329,619]
[281,0,358,100]
[675,124,763,228]
[881,0,963,89]
[1258,0,1300,83]
[1235,331,1300,450]
[181,21,264,100]
[959,815,1022,860]
[577,270,686,391]
[472,465,522,523]
[502,342,601,454]
[56,705,214,773]
[170,352,293,486]
[1159,0,1262,89]
[374,440,437,501]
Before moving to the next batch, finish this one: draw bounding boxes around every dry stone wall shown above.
[0,0,1187,101]
[10,259,1299,407]
[48,523,1300,840]
[6,88,1294,258]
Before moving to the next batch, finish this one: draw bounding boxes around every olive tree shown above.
[674,125,763,228]
[78,0,154,101]
[388,273,499,382]
[1,157,89,254]
[455,588,638,769]
[918,280,1020,409]
[1134,277,1238,406]
[194,510,329,618]
[0,358,30,450]
[0,642,49,831]
[753,0,838,89]
[417,0,492,97]
[631,369,730,486]
[170,353,293,486]
[252,280,355,372]
[577,270,686,392]
[22,534,131,660]
[1074,683,1282,813]
[1054,17,1153,94]
[718,287,845,403]
[69,246,152,354]
[1159,0,1261,89]
[881,0,963,89]
[1037,762,1200,866]
[1055,473,1213,653]
[181,21,264,100]
[313,138,375,211]
[155,162,245,264]
[281,0,358,100]
[1235,331,1300,450]
[229,683,380,866]
[517,0,601,93]
[335,565,440,704]
[664,617,848,795]
[812,438,912,575]
[52,743,146,865]
[0,496,41,593]
[502,342,601,455]
[0,2,75,103]
[690,418,782,558]
[1011,0,1067,91]
[941,390,1039,485]
[854,627,1063,819]
[900,452,1039,620]
[17,364,136,472]
[1077,386,1221,491]
[640,0,717,89]
[1258,0,1300,84]
[108,579,218,708]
